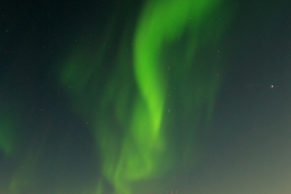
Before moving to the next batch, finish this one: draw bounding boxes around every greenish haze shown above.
[0,125,13,154]
[0,112,16,155]
[9,150,39,194]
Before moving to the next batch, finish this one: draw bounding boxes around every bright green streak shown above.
[133,0,220,150]
[110,0,221,193]
[100,0,224,192]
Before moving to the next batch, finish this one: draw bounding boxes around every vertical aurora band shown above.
[60,0,232,193]
[0,112,16,155]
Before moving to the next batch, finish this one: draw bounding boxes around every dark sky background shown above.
[0,0,291,194]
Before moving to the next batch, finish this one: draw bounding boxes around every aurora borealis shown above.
[60,0,233,193]
[1,0,291,194]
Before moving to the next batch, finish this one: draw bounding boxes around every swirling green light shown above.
[60,0,233,193]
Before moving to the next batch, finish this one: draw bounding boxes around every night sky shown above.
[1,0,291,194]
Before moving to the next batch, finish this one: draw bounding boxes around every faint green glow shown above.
[0,112,16,155]
[0,126,13,154]
[9,152,38,194]
[96,182,103,194]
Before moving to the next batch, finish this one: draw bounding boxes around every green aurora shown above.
[59,0,234,193]
[0,0,234,193]
[0,111,16,155]
[1,0,291,194]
